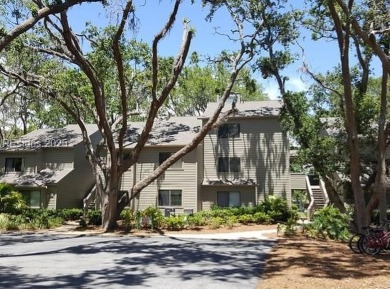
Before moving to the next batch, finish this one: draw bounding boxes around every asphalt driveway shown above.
[0,233,275,289]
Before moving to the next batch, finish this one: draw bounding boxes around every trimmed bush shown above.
[237,214,254,224]
[59,208,83,221]
[164,215,186,230]
[209,216,225,229]
[253,212,272,224]
[187,213,207,228]
[87,210,102,225]
[225,215,237,228]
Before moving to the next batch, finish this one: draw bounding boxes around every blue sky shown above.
[67,1,376,100]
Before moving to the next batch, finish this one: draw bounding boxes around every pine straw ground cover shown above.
[257,236,390,289]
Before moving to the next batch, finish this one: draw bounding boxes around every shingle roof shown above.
[0,124,99,151]
[122,117,201,148]
[0,168,72,187]
[202,178,256,186]
[200,100,282,119]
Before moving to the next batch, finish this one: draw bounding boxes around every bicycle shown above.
[360,221,390,255]
[348,226,380,254]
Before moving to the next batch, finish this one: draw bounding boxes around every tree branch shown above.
[0,0,103,52]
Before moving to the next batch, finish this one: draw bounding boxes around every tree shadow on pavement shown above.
[0,234,276,289]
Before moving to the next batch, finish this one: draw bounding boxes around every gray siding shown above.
[56,142,96,209]
[122,146,199,213]
[42,148,74,170]
[201,186,256,210]
[291,173,307,190]
[202,117,290,205]
[0,151,38,174]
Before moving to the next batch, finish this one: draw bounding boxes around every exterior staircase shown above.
[83,185,98,211]
[306,175,329,220]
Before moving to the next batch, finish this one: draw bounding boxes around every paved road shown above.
[0,232,275,289]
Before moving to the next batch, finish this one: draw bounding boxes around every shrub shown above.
[209,206,234,218]
[237,214,254,224]
[87,210,102,225]
[306,205,351,241]
[225,215,237,229]
[253,212,272,224]
[259,196,290,222]
[0,214,25,230]
[59,208,83,221]
[187,213,207,228]
[141,207,164,229]
[164,215,186,230]
[0,183,26,214]
[120,209,134,230]
[209,216,225,229]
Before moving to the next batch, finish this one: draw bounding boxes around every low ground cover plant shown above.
[0,195,296,231]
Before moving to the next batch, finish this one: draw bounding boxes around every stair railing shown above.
[306,175,315,221]
[319,178,329,207]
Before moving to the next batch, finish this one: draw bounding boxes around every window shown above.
[217,123,240,138]
[23,191,41,208]
[5,157,24,172]
[218,157,240,172]
[158,190,182,207]
[217,191,240,207]
[158,152,182,169]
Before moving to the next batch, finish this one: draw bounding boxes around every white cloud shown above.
[261,76,308,100]
[286,77,308,92]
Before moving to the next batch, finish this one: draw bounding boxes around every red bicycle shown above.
[361,221,390,255]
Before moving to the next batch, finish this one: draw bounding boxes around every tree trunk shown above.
[375,65,389,227]
[102,178,119,231]
[323,175,346,213]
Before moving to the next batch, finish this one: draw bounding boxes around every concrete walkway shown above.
[165,229,277,240]
[48,222,278,241]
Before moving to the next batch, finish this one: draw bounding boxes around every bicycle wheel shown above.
[361,235,382,255]
[348,233,364,253]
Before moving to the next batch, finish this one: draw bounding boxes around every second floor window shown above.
[217,123,240,138]
[218,157,240,172]
[159,152,182,169]
[5,157,24,172]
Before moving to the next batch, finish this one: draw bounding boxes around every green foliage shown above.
[87,210,102,226]
[1,191,26,214]
[141,206,164,229]
[120,209,135,230]
[164,215,186,231]
[259,196,291,222]
[187,213,207,228]
[0,214,24,230]
[292,190,308,212]
[237,214,254,224]
[224,215,237,229]
[209,216,225,229]
[58,208,83,221]
[306,206,351,241]
[253,212,272,224]
[0,183,26,214]
[0,209,64,230]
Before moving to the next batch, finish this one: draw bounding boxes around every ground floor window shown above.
[217,191,240,207]
[158,190,182,207]
[22,190,41,208]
